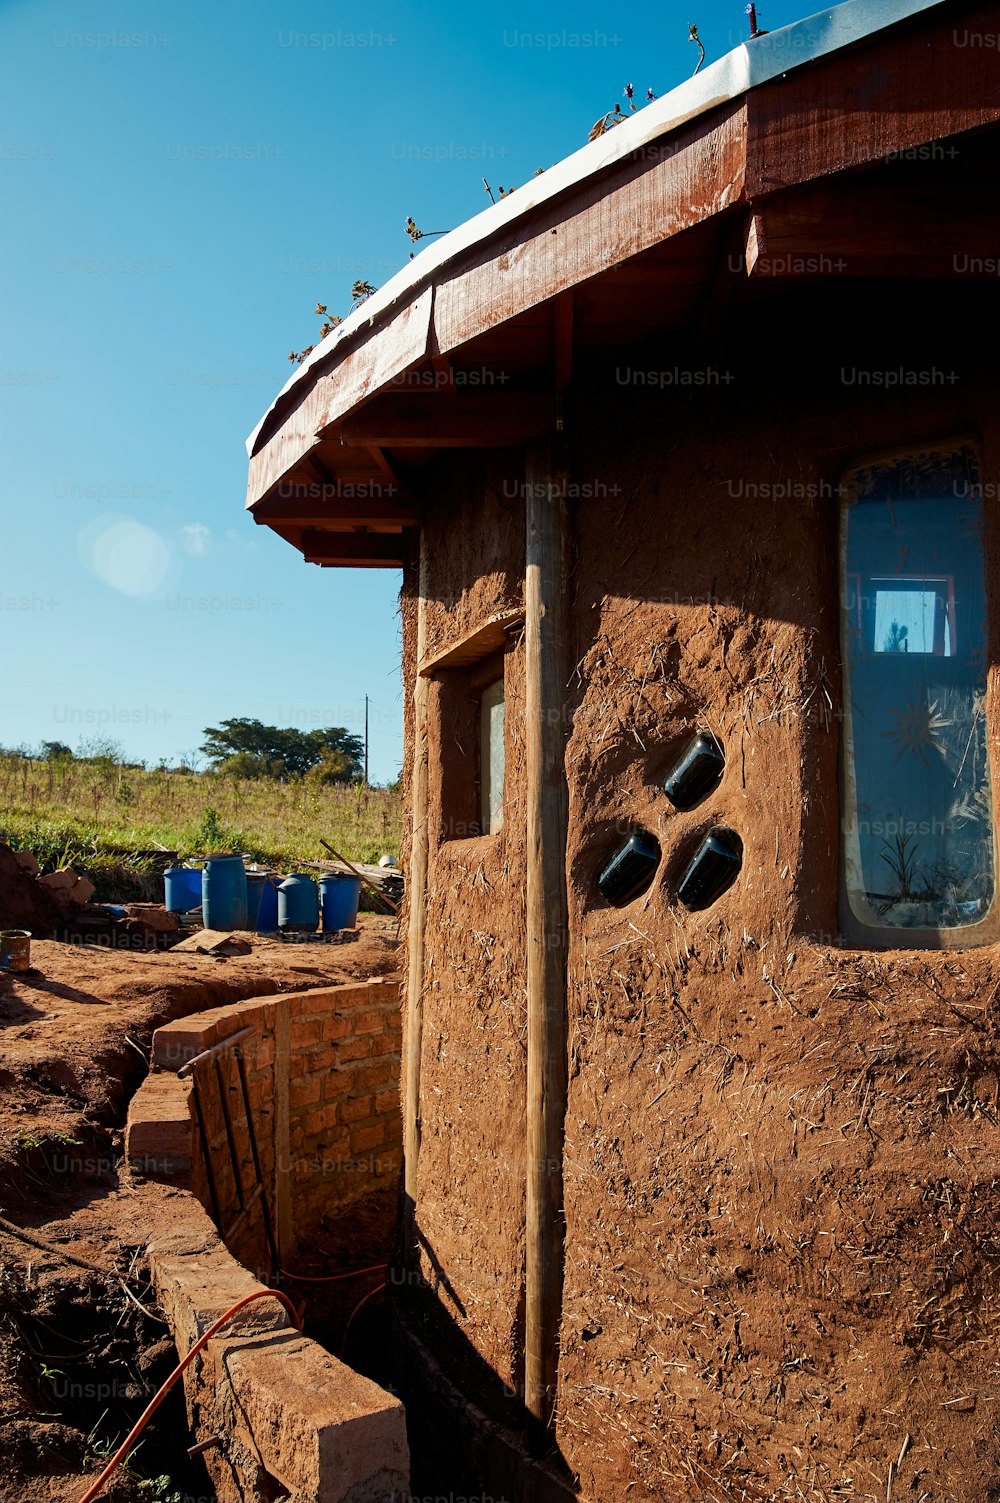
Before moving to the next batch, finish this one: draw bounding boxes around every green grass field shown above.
[0,753,403,902]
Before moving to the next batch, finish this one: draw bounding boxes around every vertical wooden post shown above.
[404,536,430,1206]
[273,997,292,1262]
[524,442,570,1435]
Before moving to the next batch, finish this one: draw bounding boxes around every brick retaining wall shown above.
[127,979,402,1277]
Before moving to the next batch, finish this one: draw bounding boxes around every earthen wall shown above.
[400,310,1000,1499]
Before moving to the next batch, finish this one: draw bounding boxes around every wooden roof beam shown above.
[367,444,407,493]
[339,392,558,449]
[301,530,408,567]
[745,180,1000,279]
[252,493,421,527]
[554,293,574,391]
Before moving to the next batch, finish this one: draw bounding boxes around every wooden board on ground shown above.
[171,929,253,956]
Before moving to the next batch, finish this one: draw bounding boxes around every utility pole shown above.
[364,694,369,785]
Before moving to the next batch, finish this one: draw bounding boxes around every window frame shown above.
[837,438,999,950]
[424,612,522,847]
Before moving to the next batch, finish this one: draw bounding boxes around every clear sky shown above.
[0,0,806,783]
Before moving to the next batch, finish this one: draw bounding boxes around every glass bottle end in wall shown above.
[664,732,726,811]
[676,827,743,910]
[597,830,661,906]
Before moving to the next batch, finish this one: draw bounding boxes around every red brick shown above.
[322,1068,356,1102]
[375,1089,399,1116]
[289,1076,321,1108]
[370,1033,400,1057]
[322,1014,352,1041]
[353,1010,385,1035]
[355,1061,394,1092]
[303,1104,339,1136]
[351,1122,385,1153]
[337,1037,371,1063]
[340,1094,373,1124]
[291,1019,322,1048]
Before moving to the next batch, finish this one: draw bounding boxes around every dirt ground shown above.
[0,919,401,1503]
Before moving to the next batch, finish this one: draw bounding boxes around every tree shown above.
[305,749,356,785]
[200,717,363,781]
[39,741,73,762]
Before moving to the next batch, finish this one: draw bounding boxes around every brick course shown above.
[132,978,402,1273]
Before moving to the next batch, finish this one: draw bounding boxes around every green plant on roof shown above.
[588,19,712,141]
[288,281,379,365]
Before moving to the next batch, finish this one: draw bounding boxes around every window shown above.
[839,445,995,941]
[479,678,505,834]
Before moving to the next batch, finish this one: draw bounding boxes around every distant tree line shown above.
[199,717,364,783]
[7,719,366,785]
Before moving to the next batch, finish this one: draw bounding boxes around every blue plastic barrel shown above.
[320,873,362,932]
[256,877,279,932]
[278,874,319,933]
[202,855,248,931]
[245,873,266,930]
[164,867,203,913]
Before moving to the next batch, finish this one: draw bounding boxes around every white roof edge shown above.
[247,0,944,457]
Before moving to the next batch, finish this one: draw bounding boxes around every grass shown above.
[0,753,402,902]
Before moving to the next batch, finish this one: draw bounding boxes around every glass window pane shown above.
[840,447,994,935]
[480,678,505,835]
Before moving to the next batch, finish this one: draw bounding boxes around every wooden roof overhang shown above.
[245,0,1000,568]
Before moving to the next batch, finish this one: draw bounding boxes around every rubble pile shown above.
[0,845,179,949]
[0,844,94,931]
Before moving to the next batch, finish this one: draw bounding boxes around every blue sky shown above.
[0,0,806,783]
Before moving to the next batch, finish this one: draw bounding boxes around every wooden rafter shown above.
[340,392,558,449]
[301,530,408,567]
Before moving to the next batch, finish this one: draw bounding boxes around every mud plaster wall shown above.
[405,451,530,1399]
[401,301,1000,1502]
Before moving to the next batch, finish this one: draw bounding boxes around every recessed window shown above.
[433,647,510,843]
[480,678,505,835]
[839,445,995,940]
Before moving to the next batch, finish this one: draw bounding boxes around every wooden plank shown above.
[744,211,766,275]
[273,1000,292,1262]
[301,531,407,566]
[252,495,421,527]
[339,392,558,449]
[747,177,1000,277]
[432,102,746,361]
[524,441,570,1436]
[745,1,1000,196]
[251,284,434,458]
[245,104,745,507]
[418,608,525,676]
[368,444,405,491]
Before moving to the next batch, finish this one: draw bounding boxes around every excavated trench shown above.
[3,939,550,1501]
[0,933,404,1503]
[125,978,410,1502]
[0,1256,214,1503]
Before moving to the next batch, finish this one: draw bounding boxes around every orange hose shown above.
[75,1288,300,1503]
[340,1282,386,1359]
[280,1261,387,1283]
